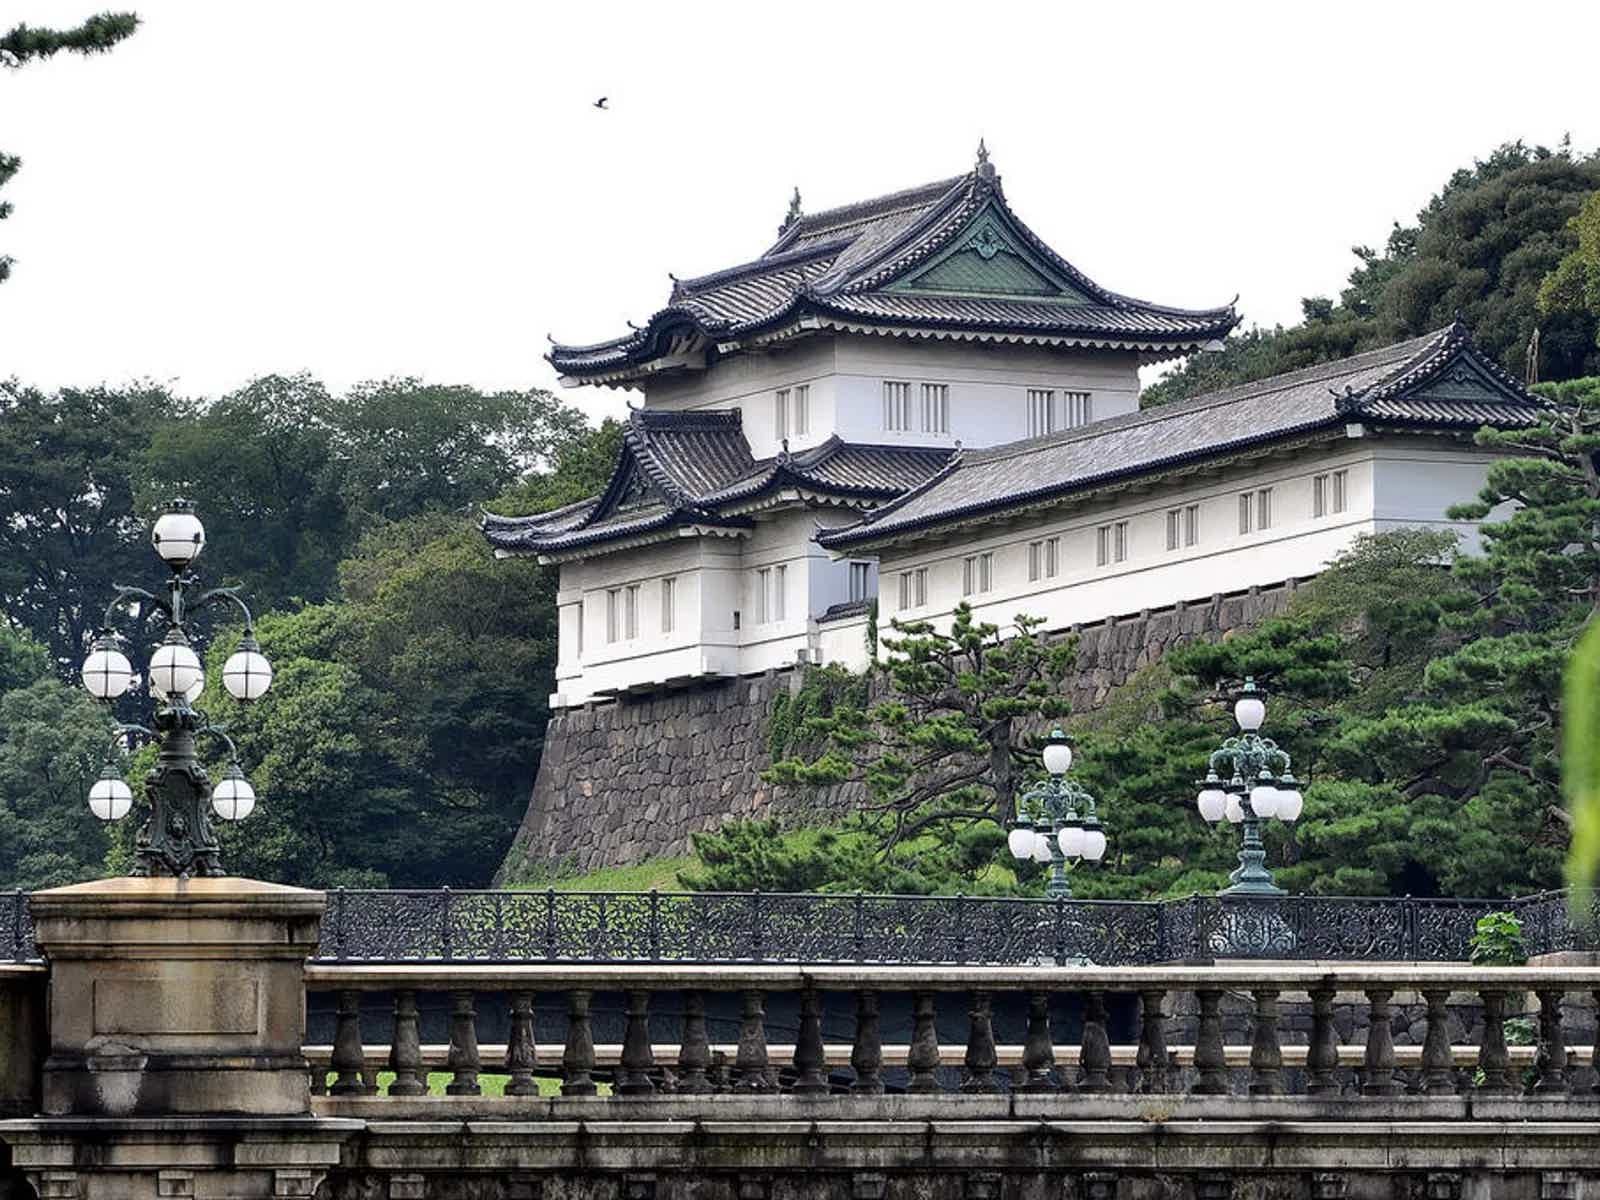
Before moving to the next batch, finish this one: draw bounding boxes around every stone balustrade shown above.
[303,962,1600,1112]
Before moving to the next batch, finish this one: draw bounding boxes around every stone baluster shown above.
[1592,990,1600,1096]
[1191,989,1228,1095]
[1361,989,1397,1097]
[734,989,771,1092]
[309,1066,327,1096]
[503,990,538,1097]
[330,989,369,1096]
[1021,991,1057,1093]
[1306,986,1339,1096]
[1078,991,1112,1093]
[961,992,1000,1094]
[793,986,829,1095]
[617,989,657,1096]
[850,990,884,1096]
[1136,989,1168,1094]
[445,989,481,1096]
[1249,988,1283,1096]
[562,988,598,1097]
[1420,989,1455,1096]
[387,989,426,1097]
[1477,989,1513,1095]
[677,990,712,1095]
[1535,989,1568,1095]
[907,991,941,1094]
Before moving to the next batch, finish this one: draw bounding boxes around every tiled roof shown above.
[818,323,1548,550]
[482,410,953,558]
[549,156,1237,382]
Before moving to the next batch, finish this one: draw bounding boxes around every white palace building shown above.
[484,149,1546,710]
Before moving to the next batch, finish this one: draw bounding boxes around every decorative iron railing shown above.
[0,886,1590,965]
[309,887,1600,966]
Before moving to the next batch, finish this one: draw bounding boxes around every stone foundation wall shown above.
[497,582,1302,883]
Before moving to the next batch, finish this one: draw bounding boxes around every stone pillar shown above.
[30,876,324,1117]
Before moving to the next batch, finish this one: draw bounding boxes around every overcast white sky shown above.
[4,0,1598,424]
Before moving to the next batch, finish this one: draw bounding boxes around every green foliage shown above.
[1564,617,1600,907]
[767,666,867,759]
[0,381,179,668]
[767,605,1075,854]
[1145,142,1600,408]
[1540,191,1600,359]
[0,678,117,888]
[1469,911,1528,965]
[0,10,139,282]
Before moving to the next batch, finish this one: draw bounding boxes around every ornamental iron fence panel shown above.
[2,886,1595,965]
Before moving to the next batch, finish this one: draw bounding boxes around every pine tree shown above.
[0,10,139,282]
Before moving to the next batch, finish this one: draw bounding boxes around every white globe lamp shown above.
[1041,731,1073,776]
[222,636,273,702]
[148,632,204,701]
[211,765,257,821]
[87,767,134,822]
[1080,823,1107,862]
[1249,780,1280,819]
[1057,820,1086,859]
[81,636,134,701]
[1225,793,1245,824]
[1008,825,1036,861]
[1031,832,1053,863]
[151,500,206,570]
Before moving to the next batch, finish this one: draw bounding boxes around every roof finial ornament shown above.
[1526,326,1541,388]
[779,186,803,235]
[779,437,791,463]
[974,138,995,183]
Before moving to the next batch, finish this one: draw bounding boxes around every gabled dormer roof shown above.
[818,322,1549,551]
[549,149,1238,387]
[481,408,952,561]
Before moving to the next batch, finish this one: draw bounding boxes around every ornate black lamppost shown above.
[78,500,273,877]
[1193,678,1303,896]
[1007,729,1106,899]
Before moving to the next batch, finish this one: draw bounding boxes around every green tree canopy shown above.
[0,10,139,282]
[1145,142,1600,407]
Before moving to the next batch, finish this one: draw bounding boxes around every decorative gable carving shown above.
[612,459,661,511]
[887,205,1089,302]
[1409,355,1505,404]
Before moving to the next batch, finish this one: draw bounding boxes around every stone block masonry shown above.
[496,581,1301,882]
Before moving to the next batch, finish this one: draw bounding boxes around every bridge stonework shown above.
[498,582,1300,883]
[4,878,1600,1199]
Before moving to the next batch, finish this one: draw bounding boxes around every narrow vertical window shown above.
[606,589,620,643]
[1028,541,1042,582]
[849,561,871,602]
[1238,494,1253,535]
[898,572,911,611]
[1313,474,1328,519]
[914,567,928,607]
[1185,504,1199,547]
[661,577,675,634]
[1113,521,1128,563]
[1333,469,1348,513]
[774,388,789,441]
[1027,388,1055,437]
[1060,391,1093,428]
[920,383,949,433]
[793,384,809,435]
[1096,525,1110,567]
[1258,488,1273,530]
[773,564,787,621]
[576,601,584,653]
[979,552,993,593]
[1166,509,1181,552]
[625,584,639,639]
[757,568,771,624]
[883,381,911,431]
[963,556,975,596]
[1045,537,1060,578]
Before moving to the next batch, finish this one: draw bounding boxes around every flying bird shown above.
[593,97,609,110]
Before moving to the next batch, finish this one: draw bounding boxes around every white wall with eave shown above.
[642,334,1143,461]
[869,436,1499,640]
[549,504,869,708]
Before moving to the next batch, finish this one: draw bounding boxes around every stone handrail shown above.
[303,961,1600,1107]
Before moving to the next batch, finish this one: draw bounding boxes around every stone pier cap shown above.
[31,876,325,1118]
